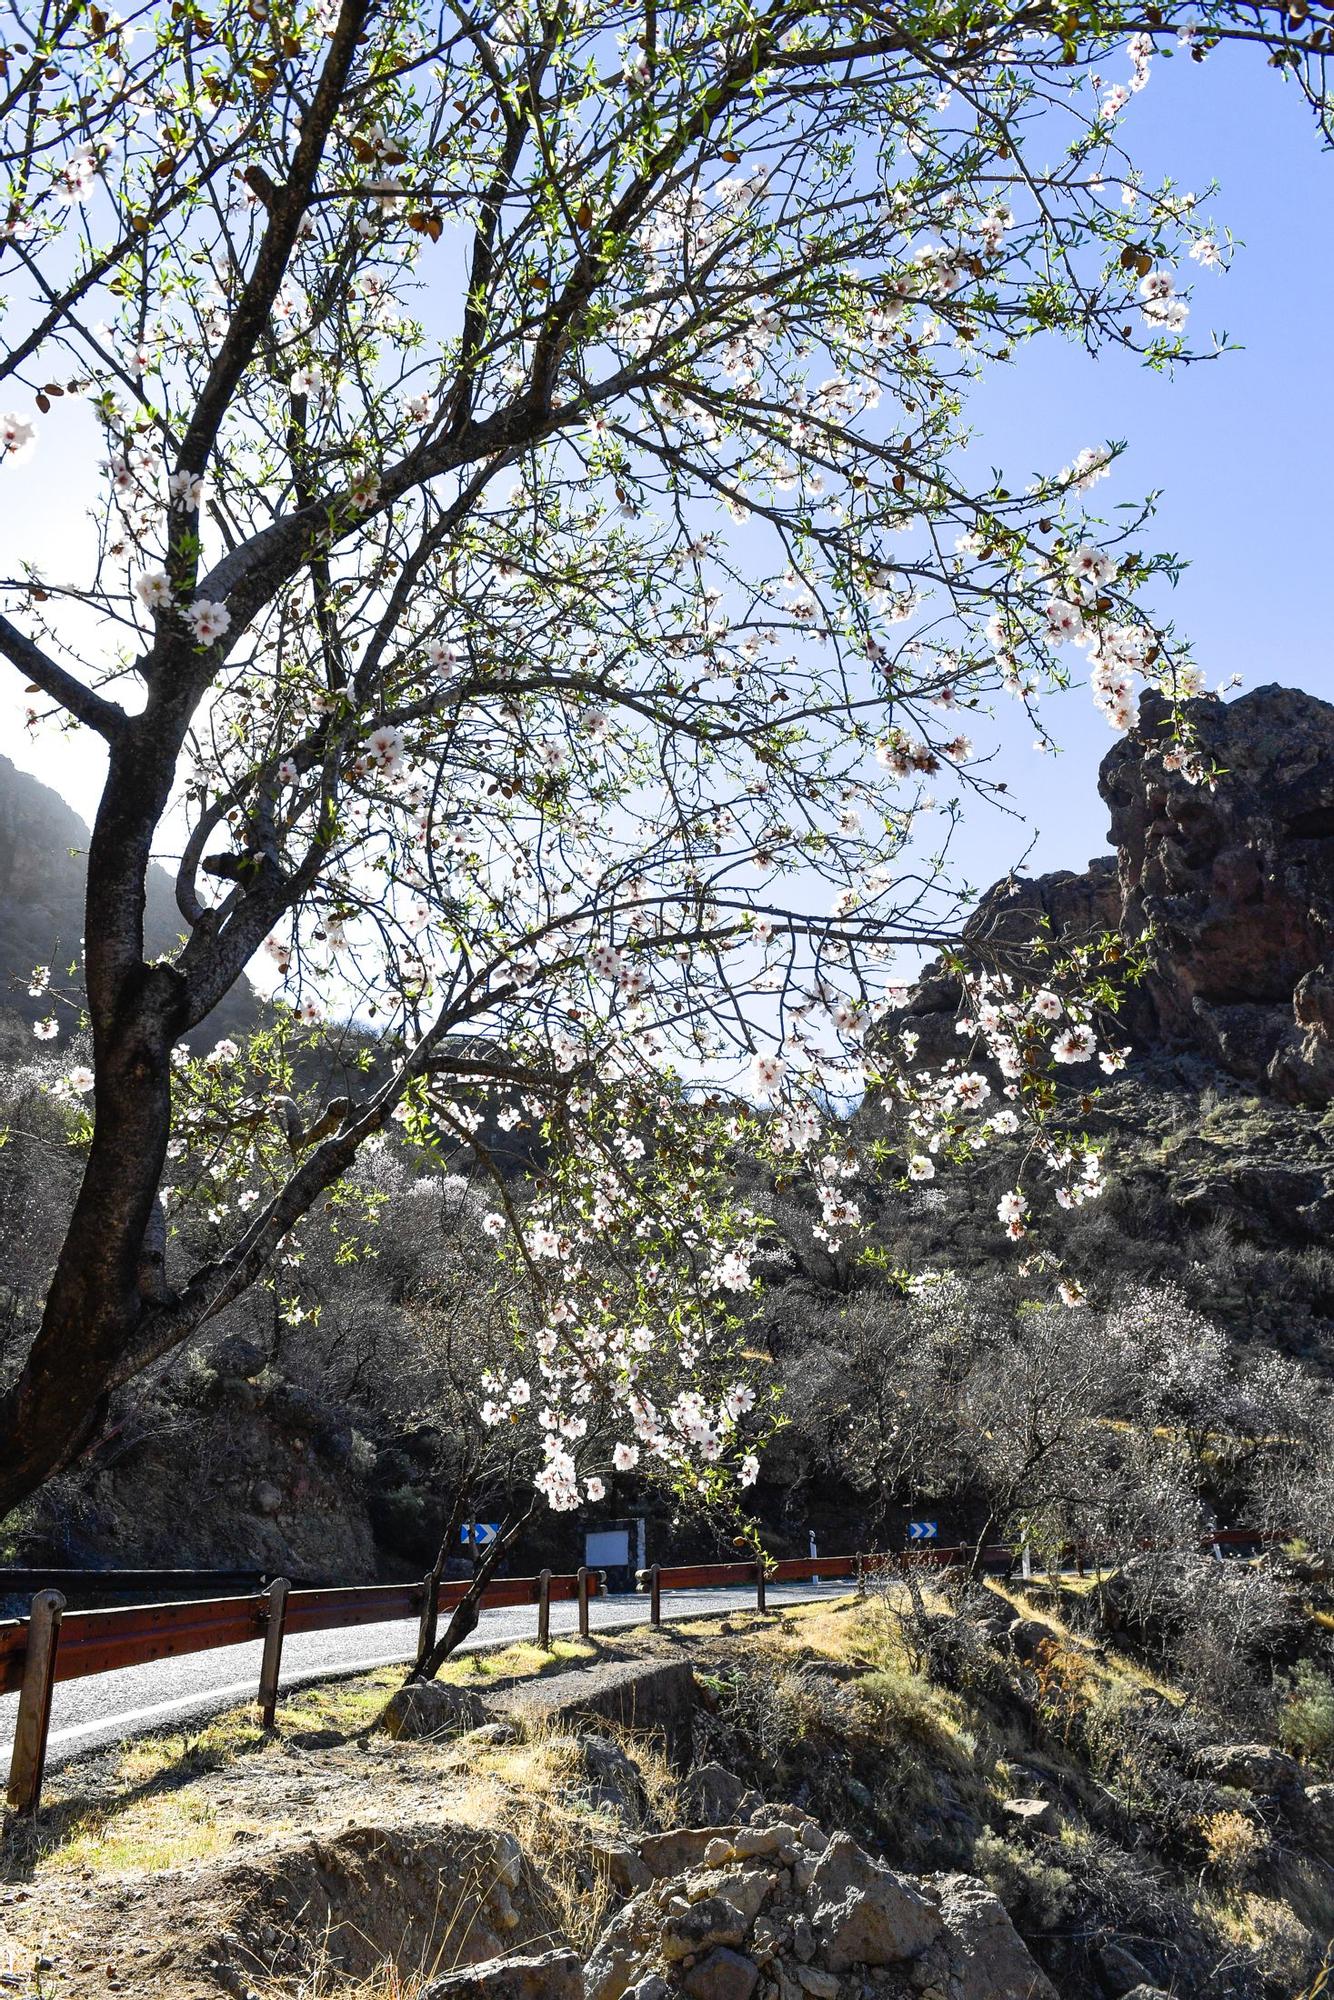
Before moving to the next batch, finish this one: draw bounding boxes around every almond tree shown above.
[0,0,1328,1517]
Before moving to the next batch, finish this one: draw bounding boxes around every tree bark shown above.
[0,708,190,1511]
[408,1508,535,1683]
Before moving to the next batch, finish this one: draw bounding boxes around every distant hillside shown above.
[0,754,259,1046]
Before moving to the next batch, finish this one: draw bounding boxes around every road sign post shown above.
[6,1589,64,1815]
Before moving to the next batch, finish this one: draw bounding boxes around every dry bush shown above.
[1200,1809,1269,1885]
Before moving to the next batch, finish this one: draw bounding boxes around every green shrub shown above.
[1279,1662,1334,1769]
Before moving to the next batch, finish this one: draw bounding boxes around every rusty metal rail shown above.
[0,1564,603,1816]
[1,1527,1287,1818]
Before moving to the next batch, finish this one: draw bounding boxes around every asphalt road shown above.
[0,1580,850,1774]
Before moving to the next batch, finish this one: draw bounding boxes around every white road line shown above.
[37,1653,412,1751]
[0,1582,848,1772]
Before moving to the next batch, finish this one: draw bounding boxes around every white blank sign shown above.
[586,1528,630,1567]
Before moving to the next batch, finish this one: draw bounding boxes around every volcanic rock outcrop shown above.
[890,683,1334,1105]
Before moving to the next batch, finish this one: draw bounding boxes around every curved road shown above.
[1,1580,849,1774]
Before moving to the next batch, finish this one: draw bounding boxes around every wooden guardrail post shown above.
[6,1589,64,1815]
[576,1566,591,1640]
[854,1552,865,1599]
[650,1563,661,1628]
[537,1568,552,1649]
[416,1571,439,1662]
[755,1558,767,1616]
[257,1578,290,1730]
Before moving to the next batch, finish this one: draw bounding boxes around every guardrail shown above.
[0,1528,1289,1819]
[1,1563,602,1817]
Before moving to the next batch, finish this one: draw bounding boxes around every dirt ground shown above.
[0,1621,720,1998]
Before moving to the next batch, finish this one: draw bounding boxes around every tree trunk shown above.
[0,711,189,1514]
[408,1508,535,1683]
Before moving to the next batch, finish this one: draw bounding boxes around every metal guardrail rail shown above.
[0,1529,1286,1818]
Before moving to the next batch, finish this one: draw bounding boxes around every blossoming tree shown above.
[0,0,1329,1519]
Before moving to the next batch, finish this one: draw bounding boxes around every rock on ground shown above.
[581,1806,1052,2000]
[422,1950,586,2000]
[381,1681,490,1739]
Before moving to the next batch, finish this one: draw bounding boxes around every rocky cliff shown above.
[892,683,1334,1105]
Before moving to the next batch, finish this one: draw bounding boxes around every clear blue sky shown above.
[942,45,1334,899]
[6,44,1332,914]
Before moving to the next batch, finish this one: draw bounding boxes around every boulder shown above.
[381,1682,489,1740]
[1006,1620,1055,1665]
[934,1876,1060,2000]
[422,1950,584,2000]
[1192,1743,1305,1797]
[1096,1939,1154,1995]
[1000,1798,1057,1834]
[680,1949,760,2000]
[805,1833,942,1968]
[684,1764,764,1828]
[659,1897,750,1963]
[587,1836,652,1897]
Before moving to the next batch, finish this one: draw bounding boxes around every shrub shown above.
[1200,1809,1268,1885]
[971,1828,1079,1933]
[1278,1662,1334,1769]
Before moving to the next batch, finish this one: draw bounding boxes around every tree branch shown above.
[0,614,127,739]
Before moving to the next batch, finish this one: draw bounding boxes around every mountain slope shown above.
[0,753,258,1045]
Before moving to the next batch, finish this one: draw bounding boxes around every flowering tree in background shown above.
[0,0,1329,1518]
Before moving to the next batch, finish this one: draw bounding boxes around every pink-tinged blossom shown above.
[169,470,204,510]
[58,143,98,204]
[750,1051,786,1095]
[613,1442,639,1471]
[739,1454,760,1487]
[589,942,622,981]
[65,1066,95,1093]
[136,571,172,611]
[1052,1024,1097,1063]
[1072,545,1116,588]
[0,413,37,463]
[722,1381,757,1421]
[585,1475,606,1502]
[908,1154,935,1181]
[365,724,407,776]
[187,599,231,645]
[33,1017,59,1040]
